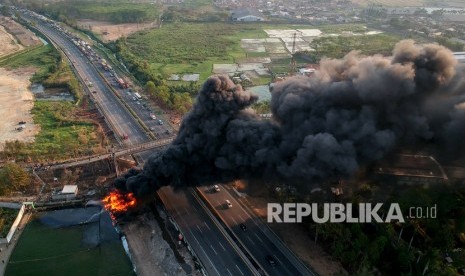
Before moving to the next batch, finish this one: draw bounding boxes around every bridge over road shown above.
[43,137,173,170]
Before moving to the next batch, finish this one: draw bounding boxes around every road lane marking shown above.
[246,236,255,246]
[235,265,245,276]
[226,268,233,276]
[230,216,239,226]
[197,224,203,234]
[254,233,263,243]
[210,244,218,255]
[218,241,226,251]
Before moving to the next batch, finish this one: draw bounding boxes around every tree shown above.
[0,163,31,196]
[1,5,9,16]
[172,92,193,114]
[156,84,171,106]
[145,81,156,97]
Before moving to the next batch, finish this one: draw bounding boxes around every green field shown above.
[0,45,60,83]
[125,23,247,81]
[5,212,134,276]
[121,22,401,83]
[30,101,103,157]
[309,33,401,60]
[25,0,160,24]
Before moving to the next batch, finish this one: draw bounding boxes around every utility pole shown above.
[289,32,297,76]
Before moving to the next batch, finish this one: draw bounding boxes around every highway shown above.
[26,16,146,145]
[20,10,258,276]
[158,187,255,276]
[200,186,316,276]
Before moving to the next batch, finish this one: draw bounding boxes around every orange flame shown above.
[102,190,137,214]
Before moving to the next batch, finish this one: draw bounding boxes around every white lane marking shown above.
[236,265,245,276]
[226,268,233,276]
[246,236,255,246]
[237,214,245,222]
[254,233,263,243]
[203,221,210,230]
[160,191,221,276]
[210,244,218,255]
[273,254,282,264]
[218,241,226,251]
[196,224,203,234]
[230,216,239,226]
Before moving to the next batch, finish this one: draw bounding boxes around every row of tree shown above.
[0,163,30,196]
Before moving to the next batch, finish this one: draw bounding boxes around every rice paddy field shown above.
[5,207,135,276]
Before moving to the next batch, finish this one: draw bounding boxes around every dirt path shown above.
[0,67,40,151]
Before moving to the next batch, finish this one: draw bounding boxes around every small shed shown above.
[52,185,78,201]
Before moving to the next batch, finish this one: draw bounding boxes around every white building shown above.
[52,185,79,201]
[231,9,265,22]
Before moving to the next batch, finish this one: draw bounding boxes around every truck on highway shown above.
[117,78,129,89]
[134,92,142,100]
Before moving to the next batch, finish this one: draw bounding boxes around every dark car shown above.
[239,223,247,231]
[265,255,277,266]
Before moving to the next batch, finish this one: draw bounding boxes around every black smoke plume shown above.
[115,40,465,197]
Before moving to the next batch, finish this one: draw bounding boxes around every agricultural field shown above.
[5,207,135,276]
[124,22,269,81]
[122,22,400,82]
[308,33,401,60]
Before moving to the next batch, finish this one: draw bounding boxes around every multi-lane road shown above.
[200,185,316,276]
[19,9,316,276]
[158,187,255,276]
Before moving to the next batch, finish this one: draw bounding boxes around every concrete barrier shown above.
[1,204,26,244]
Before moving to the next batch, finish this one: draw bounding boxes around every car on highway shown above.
[157,119,164,125]
[213,185,220,192]
[225,199,232,209]
[239,223,247,231]
[265,255,277,266]
[92,90,97,94]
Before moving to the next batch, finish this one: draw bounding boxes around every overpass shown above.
[46,137,174,170]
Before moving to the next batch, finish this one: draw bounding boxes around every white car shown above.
[225,200,232,209]
[213,185,220,192]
